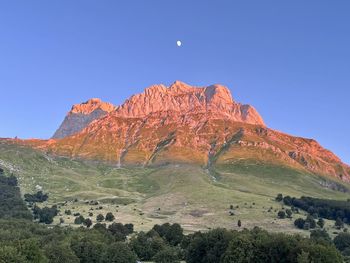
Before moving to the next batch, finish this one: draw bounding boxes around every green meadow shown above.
[0,141,349,236]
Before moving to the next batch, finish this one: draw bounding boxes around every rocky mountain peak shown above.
[53,81,265,139]
[52,98,116,139]
[204,84,234,104]
[115,81,264,125]
[70,98,115,115]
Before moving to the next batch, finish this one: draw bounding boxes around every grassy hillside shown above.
[0,140,349,235]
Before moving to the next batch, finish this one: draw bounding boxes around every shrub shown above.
[74,215,85,225]
[96,214,104,222]
[277,211,286,219]
[105,212,115,222]
[275,193,283,202]
[294,218,305,229]
[83,218,92,228]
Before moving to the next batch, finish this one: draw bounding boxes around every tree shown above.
[294,218,305,229]
[74,215,85,225]
[105,212,115,222]
[45,242,79,263]
[222,235,255,263]
[96,214,104,222]
[305,215,316,229]
[71,238,106,263]
[335,218,344,229]
[310,229,331,244]
[275,193,283,202]
[0,246,26,263]
[130,231,166,261]
[277,211,286,219]
[65,210,72,215]
[286,209,293,218]
[83,218,92,228]
[238,220,242,227]
[283,196,292,206]
[185,228,234,263]
[93,223,107,232]
[152,223,184,246]
[165,223,184,246]
[101,242,137,263]
[317,218,325,228]
[16,238,48,263]
[303,222,310,230]
[124,223,134,234]
[297,251,310,263]
[334,232,350,252]
[33,206,58,224]
[108,223,128,241]
[24,191,48,203]
[153,246,180,263]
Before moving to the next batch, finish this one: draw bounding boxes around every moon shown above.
[176,40,182,47]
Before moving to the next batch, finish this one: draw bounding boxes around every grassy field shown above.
[0,141,349,236]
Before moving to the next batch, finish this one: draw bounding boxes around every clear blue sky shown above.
[0,1,349,164]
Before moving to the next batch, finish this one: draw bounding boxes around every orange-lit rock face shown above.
[52,98,116,139]
[70,98,115,115]
[14,81,350,182]
[114,81,265,126]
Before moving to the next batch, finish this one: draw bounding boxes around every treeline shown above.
[281,195,350,223]
[24,191,48,203]
[0,170,32,220]
[0,219,344,263]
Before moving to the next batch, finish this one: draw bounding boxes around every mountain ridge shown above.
[4,81,350,182]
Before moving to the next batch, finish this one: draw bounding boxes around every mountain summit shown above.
[52,81,264,139]
[52,98,116,139]
[114,81,265,125]
[16,81,350,181]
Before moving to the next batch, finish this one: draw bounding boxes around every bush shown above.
[294,218,306,229]
[96,214,104,222]
[334,232,350,251]
[305,215,316,229]
[277,211,286,219]
[24,191,48,203]
[33,205,58,224]
[310,229,331,244]
[317,218,325,228]
[335,218,344,229]
[275,193,283,202]
[105,212,115,222]
[74,215,85,225]
[83,218,92,228]
[286,209,293,218]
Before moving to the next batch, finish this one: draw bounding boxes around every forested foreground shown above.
[0,220,345,263]
[0,168,349,263]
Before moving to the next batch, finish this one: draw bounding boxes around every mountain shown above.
[52,98,115,138]
[11,81,350,182]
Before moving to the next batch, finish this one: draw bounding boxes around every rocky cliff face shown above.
[15,81,350,182]
[114,81,265,125]
[52,98,115,139]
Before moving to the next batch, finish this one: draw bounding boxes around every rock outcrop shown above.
[52,98,115,139]
[114,81,265,125]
